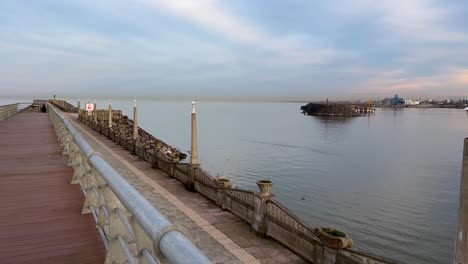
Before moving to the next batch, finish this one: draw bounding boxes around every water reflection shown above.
[314,116,355,124]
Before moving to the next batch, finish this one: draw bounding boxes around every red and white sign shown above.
[85,103,94,112]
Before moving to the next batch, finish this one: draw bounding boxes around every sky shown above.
[1,0,467,100]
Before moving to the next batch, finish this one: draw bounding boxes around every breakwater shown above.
[78,109,186,161]
[49,99,78,113]
[74,100,395,264]
[301,103,360,117]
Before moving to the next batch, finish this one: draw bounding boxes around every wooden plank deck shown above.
[0,112,106,264]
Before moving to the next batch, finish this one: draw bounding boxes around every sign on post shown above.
[86,103,94,116]
[86,103,94,111]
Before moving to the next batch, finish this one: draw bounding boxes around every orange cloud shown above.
[453,69,468,85]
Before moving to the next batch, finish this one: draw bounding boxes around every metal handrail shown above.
[48,104,211,264]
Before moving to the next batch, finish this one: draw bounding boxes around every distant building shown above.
[381,98,392,106]
[381,94,405,107]
[405,99,420,106]
[393,94,404,106]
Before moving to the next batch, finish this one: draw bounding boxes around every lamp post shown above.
[108,99,112,129]
[132,100,138,154]
[190,101,199,166]
[93,99,97,124]
[133,100,138,141]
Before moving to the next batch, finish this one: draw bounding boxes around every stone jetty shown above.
[301,102,360,117]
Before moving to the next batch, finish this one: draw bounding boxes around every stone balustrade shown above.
[49,103,210,264]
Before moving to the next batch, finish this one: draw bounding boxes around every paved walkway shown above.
[65,113,307,264]
[0,111,106,264]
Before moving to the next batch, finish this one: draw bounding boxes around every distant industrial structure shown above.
[379,94,467,108]
[381,94,405,107]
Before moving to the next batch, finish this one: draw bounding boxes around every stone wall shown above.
[0,104,19,120]
[78,109,186,162]
[49,99,78,113]
[77,105,396,264]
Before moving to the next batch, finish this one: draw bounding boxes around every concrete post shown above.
[93,99,97,124]
[108,100,112,129]
[455,138,468,264]
[187,102,199,191]
[133,100,138,140]
[190,102,199,166]
[252,196,269,237]
[133,100,138,154]
[252,181,273,237]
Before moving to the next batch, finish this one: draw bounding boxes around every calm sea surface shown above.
[3,98,467,263]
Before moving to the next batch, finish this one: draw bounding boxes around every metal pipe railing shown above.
[47,103,211,264]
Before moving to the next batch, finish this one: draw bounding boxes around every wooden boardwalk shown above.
[0,111,105,264]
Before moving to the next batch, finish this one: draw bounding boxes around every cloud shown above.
[350,67,468,97]
[137,0,337,65]
[452,69,468,85]
[1,0,467,98]
[335,0,468,43]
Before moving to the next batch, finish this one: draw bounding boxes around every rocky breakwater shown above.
[301,103,359,117]
[78,109,186,162]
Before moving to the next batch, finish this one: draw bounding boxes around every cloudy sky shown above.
[1,0,467,99]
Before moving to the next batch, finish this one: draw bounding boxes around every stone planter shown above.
[215,178,232,189]
[256,180,272,196]
[314,227,353,249]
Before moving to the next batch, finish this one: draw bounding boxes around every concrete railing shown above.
[0,102,32,120]
[454,138,468,264]
[48,104,210,264]
[77,105,396,264]
[49,99,78,113]
[0,103,21,120]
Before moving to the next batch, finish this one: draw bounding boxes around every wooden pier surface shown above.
[0,111,105,264]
